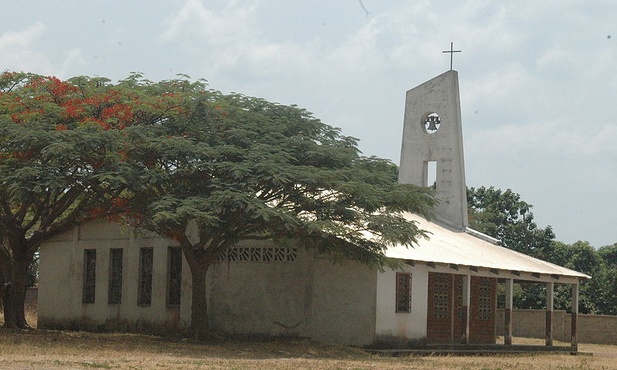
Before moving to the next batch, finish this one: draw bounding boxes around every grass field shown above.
[1,329,616,370]
[1,309,617,369]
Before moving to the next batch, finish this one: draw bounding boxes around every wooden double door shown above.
[426,272,497,344]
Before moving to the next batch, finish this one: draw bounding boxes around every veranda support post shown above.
[545,281,554,347]
[571,283,579,352]
[504,278,513,346]
[461,275,471,344]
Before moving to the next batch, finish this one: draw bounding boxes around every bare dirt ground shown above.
[1,329,616,370]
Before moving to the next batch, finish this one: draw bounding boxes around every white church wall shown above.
[39,220,190,332]
[38,230,84,323]
[308,256,377,345]
[40,221,379,345]
[206,241,314,336]
[375,264,429,344]
[205,245,377,346]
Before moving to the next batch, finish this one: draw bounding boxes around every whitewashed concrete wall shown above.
[309,256,377,344]
[375,263,429,344]
[38,220,191,332]
[204,246,377,345]
[39,220,379,345]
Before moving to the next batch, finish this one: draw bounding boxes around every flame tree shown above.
[0,72,195,328]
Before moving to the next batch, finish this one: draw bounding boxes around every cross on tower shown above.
[442,42,461,71]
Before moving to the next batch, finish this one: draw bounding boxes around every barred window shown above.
[82,249,97,304]
[395,273,412,313]
[167,247,182,306]
[138,248,153,306]
[108,248,123,304]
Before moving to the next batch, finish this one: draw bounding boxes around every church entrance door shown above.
[426,272,464,343]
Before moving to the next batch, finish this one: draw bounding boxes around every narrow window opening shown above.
[167,247,182,306]
[138,248,153,306]
[108,248,123,304]
[425,160,437,189]
[82,249,97,304]
[395,272,412,313]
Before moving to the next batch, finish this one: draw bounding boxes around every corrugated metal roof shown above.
[385,213,590,280]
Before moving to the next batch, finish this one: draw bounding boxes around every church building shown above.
[38,71,589,349]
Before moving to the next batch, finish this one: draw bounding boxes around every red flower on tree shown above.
[111,196,129,209]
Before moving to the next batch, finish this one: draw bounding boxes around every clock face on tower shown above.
[422,112,441,134]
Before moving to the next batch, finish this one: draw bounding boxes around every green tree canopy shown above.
[467,186,555,257]
[547,240,603,313]
[598,243,617,267]
[596,243,617,315]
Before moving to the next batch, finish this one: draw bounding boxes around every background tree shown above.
[467,186,555,257]
[546,241,604,313]
[597,243,617,315]
[123,90,437,339]
[0,72,190,328]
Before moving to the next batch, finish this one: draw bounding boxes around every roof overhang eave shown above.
[401,259,590,283]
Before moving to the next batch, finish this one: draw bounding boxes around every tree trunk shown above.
[2,287,17,328]
[1,252,34,329]
[189,261,210,339]
[180,236,223,340]
[12,254,32,328]
[1,256,17,328]
[2,279,17,329]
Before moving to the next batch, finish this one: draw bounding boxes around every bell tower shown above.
[398,70,468,229]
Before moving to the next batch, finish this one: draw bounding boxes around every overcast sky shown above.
[2,0,616,247]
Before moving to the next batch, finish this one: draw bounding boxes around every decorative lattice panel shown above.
[218,246,298,263]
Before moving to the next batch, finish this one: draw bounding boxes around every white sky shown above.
[2,0,616,247]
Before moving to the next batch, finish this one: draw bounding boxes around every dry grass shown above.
[0,330,616,370]
[1,309,617,369]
